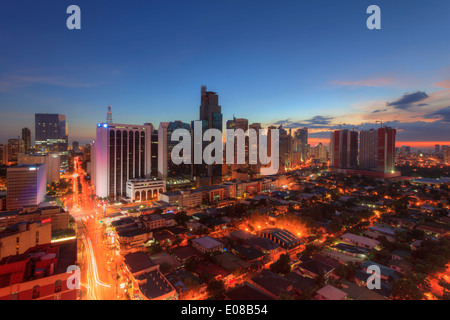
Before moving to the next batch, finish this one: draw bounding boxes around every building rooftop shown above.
[124,252,157,275]
[316,285,348,300]
[192,236,223,250]
[224,282,274,300]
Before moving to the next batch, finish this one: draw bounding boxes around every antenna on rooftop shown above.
[106,105,113,124]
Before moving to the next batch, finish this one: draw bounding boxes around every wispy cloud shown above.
[0,74,101,92]
[330,76,395,88]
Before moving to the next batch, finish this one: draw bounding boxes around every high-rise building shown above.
[294,128,308,162]
[7,138,25,164]
[330,129,358,169]
[22,127,31,153]
[151,128,159,178]
[226,117,249,178]
[279,126,293,170]
[194,86,223,186]
[93,122,152,199]
[6,164,46,211]
[158,121,192,186]
[72,141,80,153]
[248,122,262,176]
[0,144,8,165]
[35,114,68,170]
[359,129,378,170]
[311,143,327,163]
[435,144,440,154]
[444,147,450,165]
[18,153,60,184]
[377,127,396,173]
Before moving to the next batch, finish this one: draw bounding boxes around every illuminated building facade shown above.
[35,114,68,170]
[6,164,46,211]
[93,122,152,199]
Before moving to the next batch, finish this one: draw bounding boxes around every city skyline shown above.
[1,0,450,148]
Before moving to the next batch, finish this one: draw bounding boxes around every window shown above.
[55,280,62,293]
[32,285,40,299]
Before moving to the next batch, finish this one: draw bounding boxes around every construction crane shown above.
[375,121,384,128]
[337,123,347,130]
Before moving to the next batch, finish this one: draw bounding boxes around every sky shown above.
[0,0,449,149]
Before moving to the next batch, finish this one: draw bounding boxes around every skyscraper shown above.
[279,125,293,170]
[226,117,249,178]
[194,86,223,186]
[93,122,152,199]
[359,129,378,170]
[22,127,31,153]
[6,164,46,211]
[0,144,7,165]
[330,129,358,169]
[294,128,308,162]
[158,121,192,186]
[377,127,396,173]
[7,138,25,164]
[35,114,68,170]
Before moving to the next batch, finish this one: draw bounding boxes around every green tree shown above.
[270,254,291,275]
[206,279,225,299]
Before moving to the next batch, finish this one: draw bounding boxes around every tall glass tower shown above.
[35,114,69,171]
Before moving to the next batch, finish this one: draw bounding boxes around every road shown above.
[68,157,121,300]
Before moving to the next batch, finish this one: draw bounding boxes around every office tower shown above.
[6,164,46,211]
[0,144,8,165]
[22,127,31,153]
[330,129,358,169]
[444,148,450,165]
[18,153,60,184]
[93,122,152,199]
[313,143,327,163]
[35,114,68,170]
[249,122,262,176]
[294,128,308,162]
[158,121,192,186]
[279,126,293,170]
[359,129,378,170]
[377,127,396,173]
[435,144,440,154]
[398,145,411,156]
[8,138,25,164]
[72,141,79,153]
[151,128,159,178]
[226,117,249,178]
[195,86,223,186]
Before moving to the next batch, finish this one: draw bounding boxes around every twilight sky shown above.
[0,0,449,149]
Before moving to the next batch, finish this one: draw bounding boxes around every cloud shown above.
[372,109,387,113]
[434,80,450,89]
[424,106,450,122]
[386,91,429,110]
[273,115,335,129]
[0,74,100,92]
[330,77,395,88]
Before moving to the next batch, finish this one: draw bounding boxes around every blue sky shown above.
[1,0,449,147]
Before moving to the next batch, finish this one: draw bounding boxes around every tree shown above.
[278,291,294,300]
[175,211,190,225]
[392,279,423,300]
[270,254,291,275]
[206,279,225,299]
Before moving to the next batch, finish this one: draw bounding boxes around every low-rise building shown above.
[192,236,224,254]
